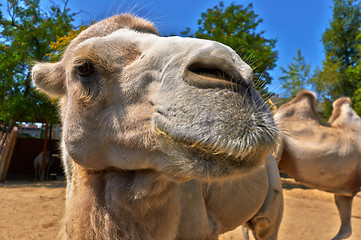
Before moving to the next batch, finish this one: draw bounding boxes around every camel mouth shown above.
[152,103,278,168]
[187,143,269,172]
[153,124,273,173]
[185,62,245,90]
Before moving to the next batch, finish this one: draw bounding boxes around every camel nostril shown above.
[184,62,250,90]
[187,63,232,82]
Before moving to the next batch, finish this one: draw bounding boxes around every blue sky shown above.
[61,0,334,94]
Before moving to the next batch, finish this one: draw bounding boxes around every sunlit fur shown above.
[32,14,282,240]
[274,90,361,240]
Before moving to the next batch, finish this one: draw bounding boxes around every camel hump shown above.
[329,97,353,125]
[289,90,317,105]
[275,90,323,123]
[278,90,317,111]
[329,97,361,129]
[332,97,352,109]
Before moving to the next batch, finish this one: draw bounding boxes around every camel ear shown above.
[32,62,66,98]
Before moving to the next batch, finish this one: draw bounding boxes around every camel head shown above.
[329,97,361,130]
[32,14,277,181]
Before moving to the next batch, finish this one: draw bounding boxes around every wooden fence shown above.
[0,127,18,182]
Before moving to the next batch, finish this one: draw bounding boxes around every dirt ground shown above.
[0,180,360,240]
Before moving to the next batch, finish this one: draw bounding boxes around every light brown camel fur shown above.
[32,14,283,240]
[33,151,53,180]
[274,90,361,240]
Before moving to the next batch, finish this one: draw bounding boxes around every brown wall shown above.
[7,138,63,178]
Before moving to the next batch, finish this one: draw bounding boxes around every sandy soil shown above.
[0,180,360,240]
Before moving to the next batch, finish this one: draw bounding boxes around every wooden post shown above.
[2,128,18,182]
[40,122,49,181]
[0,127,18,183]
[0,128,9,158]
[0,131,8,182]
[0,131,3,143]
[0,132,5,160]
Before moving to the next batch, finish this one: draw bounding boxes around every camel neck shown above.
[61,167,182,239]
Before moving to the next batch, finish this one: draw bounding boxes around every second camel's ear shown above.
[32,61,66,98]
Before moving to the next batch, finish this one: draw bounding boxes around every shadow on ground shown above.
[0,180,66,189]
[280,171,312,190]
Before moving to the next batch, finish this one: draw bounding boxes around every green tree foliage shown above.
[348,26,361,114]
[182,2,278,93]
[310,0,361,116]
[47,25,88,62]
[279,50,311,100]
[0,0,76,127]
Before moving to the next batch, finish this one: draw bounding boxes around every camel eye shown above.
[77,61,95,77]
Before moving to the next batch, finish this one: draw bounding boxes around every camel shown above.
[32,14,283,239]
[274,90,361,240]
[33,151,53,180]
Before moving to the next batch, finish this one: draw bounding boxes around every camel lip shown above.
[188,144,269,170]
[152,105,278,170]
[152,122,274,163]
